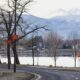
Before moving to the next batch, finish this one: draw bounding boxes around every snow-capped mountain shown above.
[48,14,80,30]
[22,14,48,26]
[22,10,80,39]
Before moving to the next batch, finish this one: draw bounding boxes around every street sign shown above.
[6,40,12,44]
[12,35,18,41]
[6,35,19,44]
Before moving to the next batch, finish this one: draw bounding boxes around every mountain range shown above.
[22,11,80,39]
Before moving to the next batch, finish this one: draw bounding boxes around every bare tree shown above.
[0,10,12,69]
[46,32,62,67]
[0,0,33,71]
[68,31,79,67]
[0,0,47,72]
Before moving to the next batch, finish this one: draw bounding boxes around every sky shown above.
[0,0,80,39]
[0,0,80,18]
[28,0,80,18]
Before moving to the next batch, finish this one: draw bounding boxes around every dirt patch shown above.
[0,72,34,80]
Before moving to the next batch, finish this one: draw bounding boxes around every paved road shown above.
[18,66,80,80]
[0,65,80,80]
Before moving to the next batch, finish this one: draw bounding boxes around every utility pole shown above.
[14,0,17,72]
[7,11,11,69]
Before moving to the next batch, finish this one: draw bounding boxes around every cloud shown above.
[28,0,80,18]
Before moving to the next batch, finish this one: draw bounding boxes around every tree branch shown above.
[13,25,47,42]
[0,10,9,32]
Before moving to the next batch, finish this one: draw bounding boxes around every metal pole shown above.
[14,0,17,72]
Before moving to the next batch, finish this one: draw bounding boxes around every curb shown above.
[53,68,80,72]
[26,66,80,72]
[17,69,41,80]
[30,72,41,80]
[47,67,80,72]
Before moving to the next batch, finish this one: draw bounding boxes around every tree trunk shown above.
[74,49,76,67]
[31,34,35,66]
[12,42,20,72]
[32,48,34,66]
[73,46,76,67]
[12,43,20,64]
[54,50,57,67]
[54,57,56,67]
[7,43,11,69]
[7,33,11,69]
[11,41,20,72]
[12,43,16,72]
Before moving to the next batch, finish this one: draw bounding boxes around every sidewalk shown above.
[37,66,80,71]
[0,68,12,72]
[28,65,80,72]
[51,67,80,71]
[0,68,34,80]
